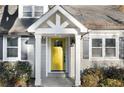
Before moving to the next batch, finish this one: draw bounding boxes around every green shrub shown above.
[104,67,124,80]
[99,78,123,87]
[16,62,32,81]
[0,78,7,87]
[81,74,99,87]
[0,61,32,87]
[81,67,124,87]
[81,68,104,87]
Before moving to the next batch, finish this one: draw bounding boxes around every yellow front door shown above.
[51,38,65,71]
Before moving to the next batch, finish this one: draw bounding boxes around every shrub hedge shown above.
[81,67,124,87]
[0,61,32,87]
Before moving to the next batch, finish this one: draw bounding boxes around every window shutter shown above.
[0,36,3,60]
[119,37,124,59]
[83,37,89,59]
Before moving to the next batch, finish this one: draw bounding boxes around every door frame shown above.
[51,38,66,72]
[47,37,69,74]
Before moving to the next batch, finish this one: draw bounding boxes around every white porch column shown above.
[75,34,81,86]
[35,34,42,86]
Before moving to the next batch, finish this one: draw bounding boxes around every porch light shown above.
[70,37,75,47]
[42,36,46,44]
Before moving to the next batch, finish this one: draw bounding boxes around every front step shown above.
[42,77,74,87]
[48,72,68,77]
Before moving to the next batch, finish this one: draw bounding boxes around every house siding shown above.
[26,37,35,77]
[1,5,124,81]
[81,59,124,70]
[80,31,124,71]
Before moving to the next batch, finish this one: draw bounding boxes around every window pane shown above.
[7,48,18,57]
[83,39,89,59]
[34,6,43,17]
[7,37,18,46]
[21,37,28,60]
[35,12,42,17]
[23,6,32,17]
[23,12,32,17]
[106,39,115,47]
[35,6,43,12]
[105,48,116,57]
[54,40,63,47]
[92,39,102,47]
[23,6,32,12]
[0,36,3,60]
[92,48,102,57]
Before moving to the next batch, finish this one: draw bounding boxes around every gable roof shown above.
[63,5,124,30]
[27,5,87,33]
[1,5,124,35]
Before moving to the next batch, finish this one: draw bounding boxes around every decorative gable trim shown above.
[27,5,87,33]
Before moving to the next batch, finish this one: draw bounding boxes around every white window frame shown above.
[19,5,48,18]
[89,33,119,60]
[3,36,21,61]
[92,38,103,57]
[105,38,116,57]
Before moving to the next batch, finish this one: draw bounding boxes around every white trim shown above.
[56,14,61,27]
[3,36,21,61]
[68,37,71,77]
[75,34,81,86]
[34,34,42,86]
[116,37,119,59]
[89,36,92,61]
[18,5,23,18]
[88,29,124,33]
[18,37,21,60]
[103,38,105,58]
[48,38,51,73]
[27,5,87,33]
[47,20,55,28]
[18,5,48,18]
[89,33,119,60]
[61,21,69,28]
[46,37,48,77]
[36,28,78,34]
[3,36,6,61]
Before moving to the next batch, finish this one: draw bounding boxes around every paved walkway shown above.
[42,77,74,87]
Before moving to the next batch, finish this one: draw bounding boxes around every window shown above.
[105,39,116,57]
[21,5,44,18]
[92,39,102,57]
[0,36,3,60]
[23,6,32,17]
[34,6,43,17]
[91,38,116,58]
[7,37,18,57]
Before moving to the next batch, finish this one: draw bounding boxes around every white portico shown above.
[27,5,87,86]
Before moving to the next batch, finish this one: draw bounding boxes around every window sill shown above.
[90,57,120,61]
[19,16,41,19]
